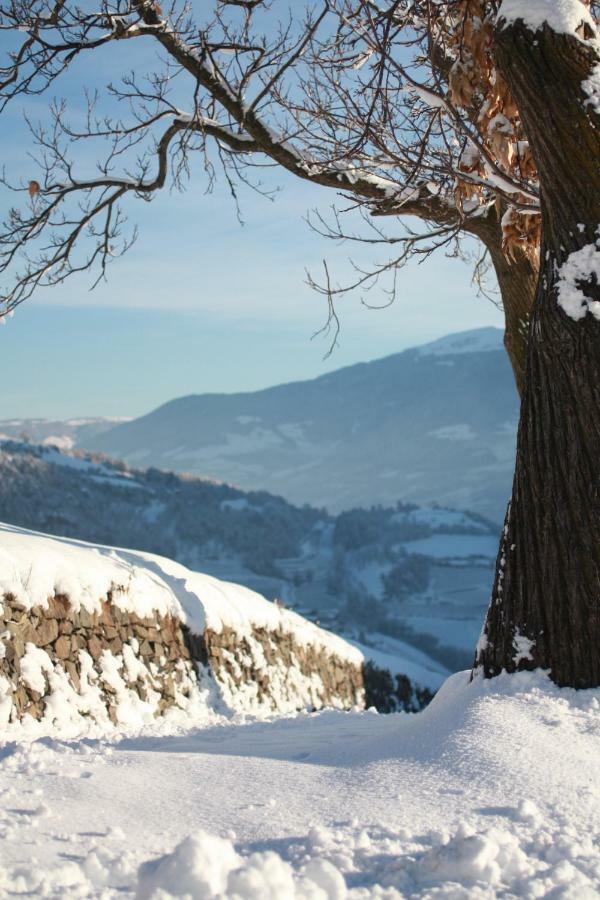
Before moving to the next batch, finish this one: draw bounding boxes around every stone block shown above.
[88,635,103,660]
[72,633,87,650]
[54,635,71,659]
[6,594,26,612]
[4,638,23,665]
[25,700,43,720]
[46,595,71,620]
[9,620,37,648]
[64,660,81,692]
[78,607,95,628]
[35,618,59,646]
[13,684,29,714]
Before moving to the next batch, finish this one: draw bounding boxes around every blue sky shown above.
[0,14,503,420]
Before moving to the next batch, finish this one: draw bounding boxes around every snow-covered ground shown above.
[1,669,599,897]
[402,534,499,561]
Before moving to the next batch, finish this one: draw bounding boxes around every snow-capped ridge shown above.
[417,327,504,357]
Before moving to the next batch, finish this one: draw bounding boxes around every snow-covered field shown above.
[1,669,599,898]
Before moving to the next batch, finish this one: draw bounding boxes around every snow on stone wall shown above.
[0,592,202,731]
[204,624,363,714]
[0,524,364,733]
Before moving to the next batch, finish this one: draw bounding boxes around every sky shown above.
[0,10,503,421]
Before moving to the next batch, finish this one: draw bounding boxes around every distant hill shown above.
[0,416,129,449]
[82,328,518,523]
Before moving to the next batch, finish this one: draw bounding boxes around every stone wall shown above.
[205,624,364,713]
[0,591,199,726]
[0,589,364,729]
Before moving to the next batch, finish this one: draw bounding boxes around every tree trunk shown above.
[475,13,600,688]
[468,209,537,397]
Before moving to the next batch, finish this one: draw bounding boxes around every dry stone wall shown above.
[0,591,199,727]
[205,624,364,713]
[0,589,364,729]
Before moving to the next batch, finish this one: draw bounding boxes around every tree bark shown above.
[467,208,537,397]
[475,15,600,687]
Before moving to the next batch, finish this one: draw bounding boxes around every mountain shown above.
[0,440,500,679]
[82,327,518,523]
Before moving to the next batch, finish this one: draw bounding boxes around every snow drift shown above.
[1,668,599,896]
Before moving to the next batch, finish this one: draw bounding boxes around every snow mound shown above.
[137,832,348,899]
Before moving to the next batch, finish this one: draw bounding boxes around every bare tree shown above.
[0,0,573,395]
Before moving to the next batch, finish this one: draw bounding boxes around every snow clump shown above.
[498,0,597,39]
[556,234,600,321]
[136,831,347,899]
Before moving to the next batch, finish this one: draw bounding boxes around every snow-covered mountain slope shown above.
[1,669,599,896]
[82,327,518,523]
[0,441,498,679]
